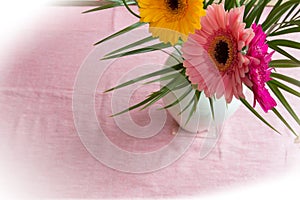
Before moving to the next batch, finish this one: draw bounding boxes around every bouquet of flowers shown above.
[84,0,300,139]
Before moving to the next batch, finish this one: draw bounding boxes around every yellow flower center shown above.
[208,35,235,72]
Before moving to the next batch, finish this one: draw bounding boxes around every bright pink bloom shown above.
[182,4,254,103]
[247,24,277,112]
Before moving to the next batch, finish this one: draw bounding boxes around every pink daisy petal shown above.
[182,4,253,103]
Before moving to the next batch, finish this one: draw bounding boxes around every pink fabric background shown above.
[0,6,299,198]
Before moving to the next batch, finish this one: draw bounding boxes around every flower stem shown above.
[122,0,140,18]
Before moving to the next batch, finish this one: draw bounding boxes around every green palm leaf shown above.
[240,98,280,134]
[271,73,300,88]
[105,63,183,92]
[262,0,299,31]
[82,0,136,14]
[185,90,201,126]
[268,82,300,126]
[268,39,300,50]
[94,22,145,45]
[269,27,300,37]
[244,0,271,27]
[268,79,300,98]
[268,42,299,63]
[272,108,298,137]
[162,87,193,109]
[102,42,172,60]
[105,36,155,56]
[270,59,300,68]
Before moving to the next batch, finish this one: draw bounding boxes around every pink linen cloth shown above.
[0,6,299,198]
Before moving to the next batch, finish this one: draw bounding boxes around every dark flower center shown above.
[167,0,179,10]
[208,35,235,72]
[214,41,229,65]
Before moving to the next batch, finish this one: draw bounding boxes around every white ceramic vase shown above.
[162,55,241,133]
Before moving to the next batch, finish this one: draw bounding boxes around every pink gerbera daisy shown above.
[182,4,254,103]
[247,24,277,112]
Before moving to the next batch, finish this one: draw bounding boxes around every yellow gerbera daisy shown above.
[138,0,206,45]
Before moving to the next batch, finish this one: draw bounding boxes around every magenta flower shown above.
[247,24,277,112]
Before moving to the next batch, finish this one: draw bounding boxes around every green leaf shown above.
[240,98,281,134]
[82,4,118,14]
[281,4,299,24]
[269,27,300,37]
[268,82,300,126]
[272,108,298,137]
[82,0,136,14]
[94,22,145,45]
[102,42,172,60]
[268,43,299,63]
[141,89,171,110]
[105,36,155,56]
[171,80,191,91]
[264,0,282,19]
[262,0,299,31]
[244,0,257,18]
[244,0,271,27]
[185,90,201,126]
[141,74,189,110]
[122,0,140,18]
[254,0,271,24]
[239,0,246,5]
[178,92,195,115]
[105,63,183,92]
[204,0,215,9]
[270,59,300,68]
[290,20,300,26]
[143,73,180,85]
[162,87,193,109]
[159,49,182,64]
[209,97,215,120]
[111,71,184,116]
[268,39,300,50]
[271,73,300,88]
[291,7,300,20]
[272,0,283,9]
[110,91,161,117]
[224,0,235,11]
[268,79,300,98]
